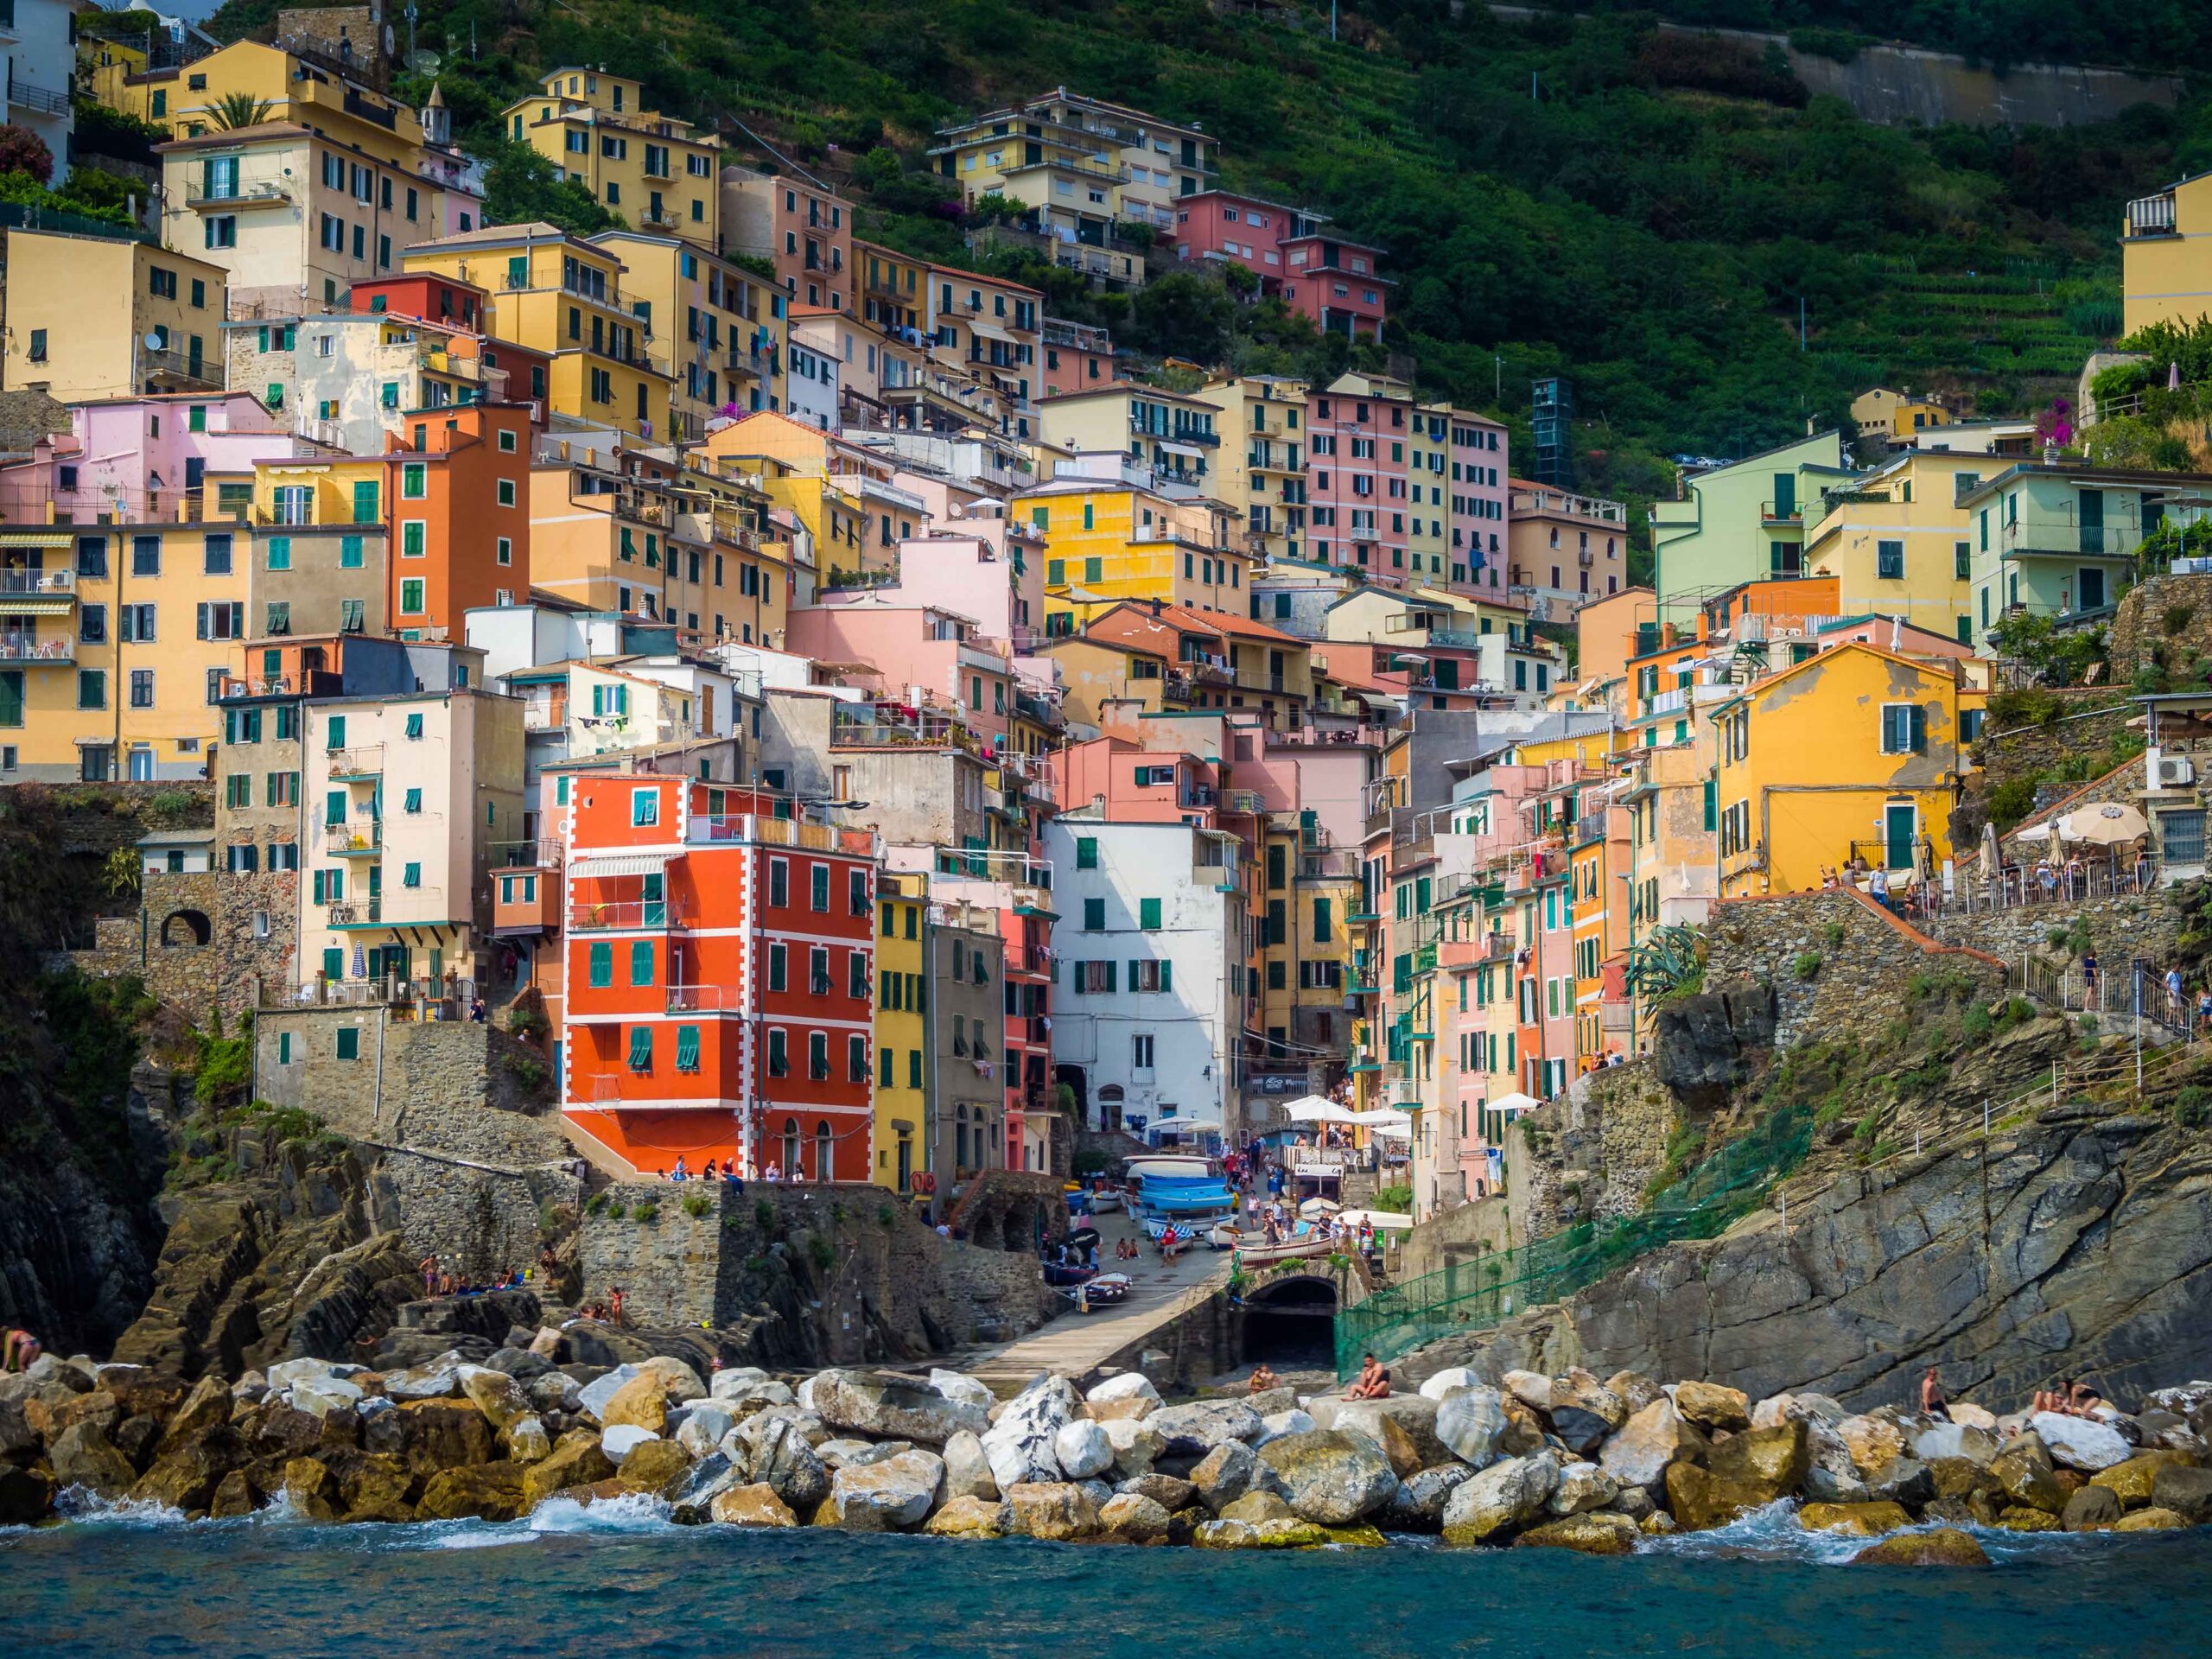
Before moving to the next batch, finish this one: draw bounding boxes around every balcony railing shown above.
[667,984,728,1013]
[567,899,684,931]
[327,747,384,778]
[0,569,72,597]
[8,75,70,118]
[2127,192,2178,238]
[321,822,381,855]
[490,838,563,869]
[325,899,384,926]
[0,635,72,663]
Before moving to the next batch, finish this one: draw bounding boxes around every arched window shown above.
[782,1116,800,1177]
[815,1120,833,1182]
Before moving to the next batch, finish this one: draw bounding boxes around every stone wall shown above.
[577,1179,1057,1364]
[253,1010,579,1277]
[1923,888,2181,976]
[1705,890,2006,1049]
[2107,572,2212,682]
[1972,692,2133,795]
[1395,1190,1515,1286]
[63,867,301,1027]
[1506,1059,1680,1247]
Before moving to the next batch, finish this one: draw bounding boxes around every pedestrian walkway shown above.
[958,1207,1229,1389]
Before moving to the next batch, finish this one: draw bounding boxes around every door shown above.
[127,746,154,781]
[1772,474,1796,520]
[2079,568,2107,612]
[2078,490,2105,555]
[1885,804,1917,870]
[895,1134,912,1193]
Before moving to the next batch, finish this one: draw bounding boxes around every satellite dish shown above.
[408,49,441,75]
[143,333,165,350]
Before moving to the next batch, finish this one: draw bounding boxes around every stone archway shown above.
[159,908,212,948]
[1239,1274,1338,1367]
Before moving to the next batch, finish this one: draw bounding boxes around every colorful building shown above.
[1650,432,1853,609]
[1505,479,1630,616]
[2122,168,2212,337]
[721,166,852,315]
[0,230,226,402]
[1803,448,1990,643]
[562,779,878,1179]
[505,68,718,252]
[1023,461,1249,620]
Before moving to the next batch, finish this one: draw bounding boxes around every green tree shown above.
[480,137,619,238]
[206,92,274,131]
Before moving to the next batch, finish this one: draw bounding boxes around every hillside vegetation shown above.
[212,0,2212,501]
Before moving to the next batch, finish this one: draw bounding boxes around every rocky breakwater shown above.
[11,1344,2212,1562]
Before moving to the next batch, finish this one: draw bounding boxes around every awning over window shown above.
[570,851,674,880]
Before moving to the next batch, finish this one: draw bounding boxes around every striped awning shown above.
[568,850,673,880]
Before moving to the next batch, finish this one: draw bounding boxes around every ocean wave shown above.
[526,1493,678,1535]
[1637,1497,2127,1566]
[50,1487,190,1528]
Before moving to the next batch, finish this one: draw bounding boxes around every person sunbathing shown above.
[1344,1352,1392,1400]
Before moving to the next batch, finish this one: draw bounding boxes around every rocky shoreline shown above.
[8,1340,2212,1561]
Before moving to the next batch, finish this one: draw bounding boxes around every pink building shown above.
[783,601,1014,750]
[1306,375,1414,583]
[1052,737,1225,832]
[1447,410,1510,594]
[1173,192,1388,341]
[0,393,310,523]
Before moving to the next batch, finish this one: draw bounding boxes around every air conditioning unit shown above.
[2157,754,2196,790]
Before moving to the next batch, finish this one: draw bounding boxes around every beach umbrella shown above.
[1488,1090,1542,1116]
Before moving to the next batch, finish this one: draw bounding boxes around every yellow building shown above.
[1804,449,1989,643]
[700,411,911,588]
[855,238,927,339]
[1020,474,1249,623]
[927,90,1217,242]
[1193,374,1306,563]
[1,513,254,783]
[1850,387,1951,443]
[873,869,929,1194]
[591,230,787,438]
[1713,641,1980,897]
[1039,383,1220,494]
[505,68,719,252]
[92,38,430,169]
[403,224,675,442]
[2123,169,2212,337]
[0,231,227,401]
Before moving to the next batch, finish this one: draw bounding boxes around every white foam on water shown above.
[50,1486,190,1527]
[525,1492,677,1535]
[1637,1497,2113,1566]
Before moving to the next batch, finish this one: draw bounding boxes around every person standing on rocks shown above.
[1920,1365,1950,1421]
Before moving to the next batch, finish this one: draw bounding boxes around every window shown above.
[1140,898,1161,931]
[1876,540,1904,581]
[768,1029,789,1077]
[1132,1033,1155,1070]
[1879,703,1927,754]
[399,578,424,615]
[402,861,421,889]
[676,1025,701,1072]
[631,940,654,986]
[770,860,788,906]
[808,1032,830,1080]
[132,535,161,576]
[768,943,787,993]
[588,943,613,987]
[1076,836,1098,869]
[849,868,868,915]
[130,670,155,708]
[849,1034,868,1083]
[627,1026,653,1072]
[1130,960,1172,993]
[1084,897,1105,931]
[336,1027,359,1061]
[810,863,830,911]
[1955,541,1971,581]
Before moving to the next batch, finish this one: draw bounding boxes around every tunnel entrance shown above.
[1238,1274,1338,1368]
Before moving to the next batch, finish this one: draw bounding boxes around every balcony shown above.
[2127,191,2178,238]
[666,984,731,1013]
[1223,788,1264,816]
[0,569,73,607]
[325,899,384,928]
[141,347,221,388]
[491,866,560,936]
[492,838,563,871]
[321,822,381,856]
[567,899,685,931]
[327,747,383,779]
[7,75,70,118]
[1760,499,1802,524]
[0,631,72,664]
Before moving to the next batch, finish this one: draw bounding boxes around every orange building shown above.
[561,778,879,1179]
[384,403,535,636]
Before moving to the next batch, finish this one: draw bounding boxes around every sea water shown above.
[4,1497,2209,1658]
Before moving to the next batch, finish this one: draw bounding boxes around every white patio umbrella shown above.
[1487,1090,1543,1116]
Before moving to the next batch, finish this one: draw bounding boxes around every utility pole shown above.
[1330,0,1337,42]
[1798,296,1807,352]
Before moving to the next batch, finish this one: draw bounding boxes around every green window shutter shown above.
[404,712,424,739]
[1158,959,1171,994]
[403,861,421,888]
[631,941,654,984]
[676,1025,700,1071]
[588,943,613,987]
[1084,897,1104,930]
[353,480,379,523]
[1105,961,1118,994]
[325,790,346,827]
[1910,705,1927,753]
[1140,897,1160,930]
[769,945,786,992]
[1416,876,1431,912]
[278,1033,292,1065]
[322,948,343,981]
[1046,558,1065,586]
[908,1051,922,1088]
[1313,897,1332,943]
[627,1026,653,1071]
[340,534,364,568]
[1702,777,1717,830]
[1128,959,1141,989]
[327,715,345,749]
[404,787,422,813]
[336,1027,359,1060]
[1084,556,1103,584]
[1076,837,1097,869]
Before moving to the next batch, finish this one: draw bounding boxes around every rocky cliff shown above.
[1410,1098,2212,1414]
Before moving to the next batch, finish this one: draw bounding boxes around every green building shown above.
[1649,430,1852,612]
[1963,464,2212,646]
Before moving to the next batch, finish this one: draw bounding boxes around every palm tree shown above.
[206,92,274,132]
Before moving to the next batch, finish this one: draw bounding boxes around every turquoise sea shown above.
[5,1497,2209,1658]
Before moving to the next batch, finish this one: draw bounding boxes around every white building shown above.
[9,0,81,185]
[785,332,839,433]
[1044,812,1246,1146]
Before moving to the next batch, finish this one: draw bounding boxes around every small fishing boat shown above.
[1065,1273,1130,1306]
[1226,1228,1338,1266]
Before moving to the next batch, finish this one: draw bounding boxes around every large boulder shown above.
[1548,1461,1619,1516]
[523,1432,617,1507]
[601,1425,661,1465]
[2061,1484,2123,1532]
[980,1376,1077,1491]
[505,1416,552,1464]
[0,1466,53,1525]
[279,1456,343,1521]
[1835,1414,1906,1478]
[1103,1416,1166,1477]
[1433,1386,1510,1470]
[1440,1451,1559,1544]
[2090,1451,2193,1508]
[2151,1463,2212,1522]
[384,1357,464,1402]
[822,1448,944,1532]
[1099,1491,1172,1541]
[673,1402,735,1459]
[1850,1527,1990,1567]
[1664,1421,1809,1531]
[728,1414,830,1512]
[1255,1409,1315,1447]
[1672,1381,1751,1432]
[1599,1398,1705,1491]
[1418,1368,1482,1402]
[1256,1429,1397,1525]
[1501,1370,1554,1412]
[1117,1473,1195,1511]
[616,1439,695,1496]
[456,1365,533,1431]
[1799,1501,1913,1537]
[1084,1372,1161,1422]
[2028,1412,2133,1472]
[1147,1399,1263,1453]
[133,1435,238,1513]
[1514,1512,1639,1556]
[804,1370,989,1446]
[156,1375,234,1459]
[1911,1421,1999,1466]
[1325,1396,1448,1472]
[925,1494,1010,1537]
[941,1430,999,1502]
[599,1374,674,1433]
[1382,1464,1473,1533]
[417,1462,529,1522]
[48,1421,137,1497]
[1190,1441,1257,1512]
[709,1483,798,1528]
[1053,1419,1115,1481]
[1005,1480,1103,1541]
[635,1357,708,1402]
[1990,1432,2066,1514]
